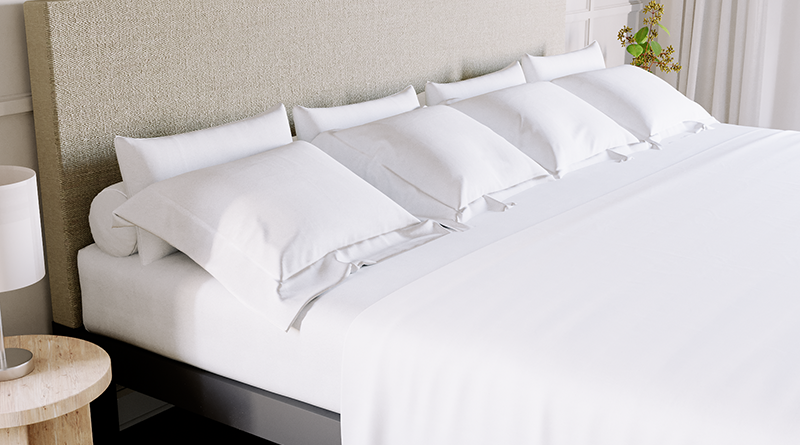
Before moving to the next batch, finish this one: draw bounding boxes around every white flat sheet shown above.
[341,126,800,444]
[81,124,769,415]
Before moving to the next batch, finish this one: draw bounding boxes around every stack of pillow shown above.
[89,40,717,330]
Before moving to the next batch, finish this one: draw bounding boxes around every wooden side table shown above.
[0,335,112,445]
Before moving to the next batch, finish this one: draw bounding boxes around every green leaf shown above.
[658,23,671,36]
[651,41,662,56]
[635,27,649,44]
[627,44,644,57]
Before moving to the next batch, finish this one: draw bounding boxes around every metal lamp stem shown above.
[0,310,6,369]
[0,306,35,381]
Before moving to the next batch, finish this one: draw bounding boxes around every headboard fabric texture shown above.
[24,0,567,328]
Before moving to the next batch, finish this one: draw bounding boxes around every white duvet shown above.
[341,126,800,445]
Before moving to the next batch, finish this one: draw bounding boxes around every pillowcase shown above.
[448,82,644,177]
[552,65,718,143]
[293,86,419,142]
[115,103,293,265]
[113,141,448,331]
[311,105,551,224]
[89,182,137,257]
[521,40,605,82]
[424,62,526,106]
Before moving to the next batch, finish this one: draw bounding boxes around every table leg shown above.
[26,404,93,445]
[0,426,28,445]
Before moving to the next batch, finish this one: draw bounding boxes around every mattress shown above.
[80,123,764,414]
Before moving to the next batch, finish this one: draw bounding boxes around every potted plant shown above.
[617,1,682,73]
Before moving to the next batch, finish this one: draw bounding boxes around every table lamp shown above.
[0,165,46,381]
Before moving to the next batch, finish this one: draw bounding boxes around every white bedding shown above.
[341,124,800,444]
[80,124,796,428]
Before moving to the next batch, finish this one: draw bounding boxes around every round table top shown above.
[0,335,112,428]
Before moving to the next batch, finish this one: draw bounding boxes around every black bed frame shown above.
[53,323,341,445]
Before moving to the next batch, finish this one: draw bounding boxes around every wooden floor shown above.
[117,407,277,444]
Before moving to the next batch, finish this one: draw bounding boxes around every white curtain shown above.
[675,0,800,130]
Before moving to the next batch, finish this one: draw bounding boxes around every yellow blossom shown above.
[616,2,681,73]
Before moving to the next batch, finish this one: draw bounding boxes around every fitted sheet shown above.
[341,124,800,444]
[80,123,759,413]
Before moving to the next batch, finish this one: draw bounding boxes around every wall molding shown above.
[0,93,33,117]
[566,2,643,23]
[564,0,643,64]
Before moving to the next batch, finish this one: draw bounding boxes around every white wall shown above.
[565,0,643,66]
[0,0,52,335]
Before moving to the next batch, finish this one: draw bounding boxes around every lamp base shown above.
[0,348,34,381]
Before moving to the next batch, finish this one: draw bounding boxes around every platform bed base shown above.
[53,323,342,445]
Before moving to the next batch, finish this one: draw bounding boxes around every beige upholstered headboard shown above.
[24,0,566,328]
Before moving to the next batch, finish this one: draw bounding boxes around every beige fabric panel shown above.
[24,0,566,328]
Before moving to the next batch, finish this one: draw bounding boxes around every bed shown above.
[22,0,800,444]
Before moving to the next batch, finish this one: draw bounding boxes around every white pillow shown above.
[521,41,605,82]
[115,103,293,265]
[311,105,551,224]
[552,65,718,143]
[448,82,644,177]
[424,62,526,106]
[113,141,448,331]
[89,182,137,257]
[293,86,419,142]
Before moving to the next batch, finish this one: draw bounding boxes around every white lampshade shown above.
[0,166,46,292]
